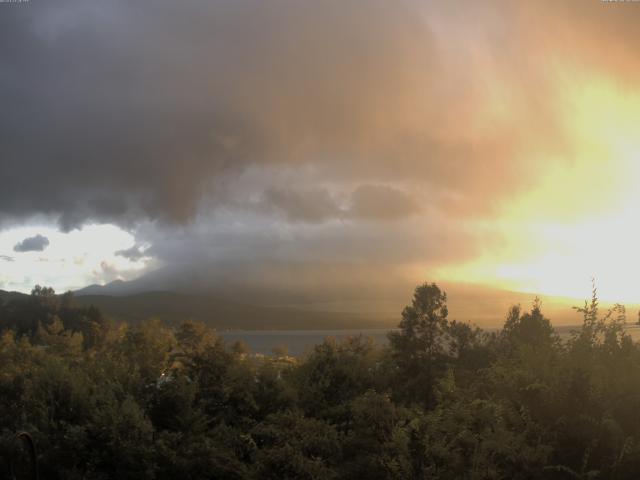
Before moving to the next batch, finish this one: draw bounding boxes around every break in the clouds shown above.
[14,234,50,253]
[3,1,640,300]
[0,225,152,293]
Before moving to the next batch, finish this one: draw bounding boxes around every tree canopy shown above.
[1,283,640,478]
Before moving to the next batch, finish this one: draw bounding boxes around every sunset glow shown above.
[440,71,640,302]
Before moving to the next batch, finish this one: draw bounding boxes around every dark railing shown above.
[9,432,38,480]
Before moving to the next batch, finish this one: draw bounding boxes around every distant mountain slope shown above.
[75,279,140,297]
[72,264,617,328]
[73,291,394,330]
[0,290,28,303]
[73,278,596,328]
[4,283,637,330]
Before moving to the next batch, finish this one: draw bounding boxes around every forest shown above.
[1,282,639,479]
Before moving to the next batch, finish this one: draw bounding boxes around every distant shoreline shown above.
[219,323,640,356]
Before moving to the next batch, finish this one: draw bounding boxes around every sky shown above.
[2,0,640,304]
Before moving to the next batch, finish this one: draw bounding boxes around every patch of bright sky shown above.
[440,69,640,303]
[0,223,150,293]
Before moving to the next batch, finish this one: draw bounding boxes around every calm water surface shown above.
[220,325,640,356]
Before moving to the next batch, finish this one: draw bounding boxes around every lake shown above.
[220,324,640,356]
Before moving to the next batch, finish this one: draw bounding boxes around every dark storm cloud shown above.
[13,234,50,252]
[1,0,618,229]
[0,0,439,228]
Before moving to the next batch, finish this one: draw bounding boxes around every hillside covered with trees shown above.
[1,283,640,479]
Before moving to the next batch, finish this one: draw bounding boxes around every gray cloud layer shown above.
[14,234,50,252]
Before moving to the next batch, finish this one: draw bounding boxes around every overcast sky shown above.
[2,1,640,303]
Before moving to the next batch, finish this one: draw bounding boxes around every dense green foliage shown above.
[2,283,640,478]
